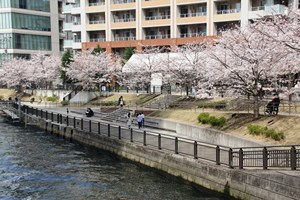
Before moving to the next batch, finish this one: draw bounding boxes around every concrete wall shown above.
[146,117,264,148]
[70,91,100,103]
[24,89,71,101]
[32,118,300,200]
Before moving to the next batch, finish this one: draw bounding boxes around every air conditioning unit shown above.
[66,0,75,4]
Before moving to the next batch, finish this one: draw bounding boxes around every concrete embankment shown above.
[30,117,300,200]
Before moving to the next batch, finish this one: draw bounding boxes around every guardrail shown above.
[5,101,300,171]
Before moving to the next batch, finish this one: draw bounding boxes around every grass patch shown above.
[46,96,58,102]
[247,124,285,141]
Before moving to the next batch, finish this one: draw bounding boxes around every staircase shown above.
[143,94,181,109]
[63,85,82,101]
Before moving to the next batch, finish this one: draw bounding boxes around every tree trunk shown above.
[253,95,260,118]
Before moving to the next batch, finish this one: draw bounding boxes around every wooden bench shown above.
[3,109,20,123]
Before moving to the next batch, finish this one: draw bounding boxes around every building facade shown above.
[62,0,299,55]
[0,0,64,63]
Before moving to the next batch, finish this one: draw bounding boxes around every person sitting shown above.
[85,108,94,117]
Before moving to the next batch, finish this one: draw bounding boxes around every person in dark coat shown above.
[85,108,94,117]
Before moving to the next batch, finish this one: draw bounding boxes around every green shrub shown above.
[247,124,285,141]
[198,113,226,127]
[92,101,115,106]
[198,113,210,124]
[61,100,69,106]
[46,96,58,102]
[0,95,4,100]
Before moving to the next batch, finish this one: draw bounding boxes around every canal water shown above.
[0,122,233,200]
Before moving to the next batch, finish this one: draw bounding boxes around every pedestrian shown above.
[118,96,124,108]
[141,112,145,128]
[85,108,94,117]
[66,108,69,114]
[137,113,143,129]
[127,112,133,129]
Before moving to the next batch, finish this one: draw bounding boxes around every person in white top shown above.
[141,112,145,128]
[137,113,143,129]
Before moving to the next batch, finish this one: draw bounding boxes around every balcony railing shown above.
[90,38,105,42]
[114,18,136,23]
[73,22,81,25]
[74,38,81,43]
[180,12,207,18]
[89,20,105,24]
[145,34,170,39]
[114,36,136,41]
[216,9,240,14]
[88,2,105,6]
[180,32,206,38]
[251,4,286,14]
[73,3,80,8]
[145,15,170,20]
[112,0,135,4]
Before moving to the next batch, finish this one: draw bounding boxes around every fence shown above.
[2,101,299,170]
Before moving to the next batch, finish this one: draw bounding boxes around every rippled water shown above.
[0,122,232,200]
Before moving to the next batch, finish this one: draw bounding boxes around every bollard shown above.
[263,147,268,170]
[98,122,100,134]
[130,128,133,142]
[216,146,220,165]
[158,134,161,150]
[108,124,110,137]
[81,118,83,130]
[239,148,243,169]
[66,116,69,126]
[175,137,178,154]
[73,117,76,128]
[194,141,197,159]
[143,131,146,146]
[118,126,121,139]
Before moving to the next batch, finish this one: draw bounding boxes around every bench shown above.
[3,109,20,122]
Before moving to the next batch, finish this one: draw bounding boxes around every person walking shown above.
[137,113,142,129]
[141,112,145,128]
[127,112,133,129]
[118,96,124,108]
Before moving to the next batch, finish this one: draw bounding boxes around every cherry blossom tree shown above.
[251,10,300,101]
[66,51,116,90]
[207,25,287,117]
[28,53,61,89]
[0,57,29,92]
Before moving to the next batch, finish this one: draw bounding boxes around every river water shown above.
[0,122,232,200]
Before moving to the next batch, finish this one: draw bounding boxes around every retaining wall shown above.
[146,117,264,147]
[35,118,300,200]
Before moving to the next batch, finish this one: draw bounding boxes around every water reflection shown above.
[0,122,232,200]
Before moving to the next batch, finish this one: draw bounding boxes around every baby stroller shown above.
[265,97,280,115]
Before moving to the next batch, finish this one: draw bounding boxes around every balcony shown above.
[216,9,240,15]
[111,18,136,29]
[180,12,206,18]
[86,1,105,12]
[180,32,206,38]
[114,36,136,41]
[90,38,106,42]
[249,4,287,19]
[64,40,73,48]
[145,15,170,21]
[114,18,135,23]
[88,2,105,6]
[145,34,170,39]
[89,20,105,24]
[112,0,135,4]
[62,4,72,13]
[142,0,170,8]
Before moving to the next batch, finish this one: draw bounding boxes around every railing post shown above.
[51,112,53,122]
[158,134,161,150]
[45,111,48,120]
[73,117,76,128]
[98,122,100,134]
[118,126,121,139]
[81,118,83,130]
[108,124,110,137]
[263,147,268,170]
[57,113,59,123]
[130,128,133,142]
[66,116,69,126]
[175,137,178,154]
[229,148,233,169]
[194,141,198,159]
[89,120,92,132]
[143,131,146,146]
[239,148,243,169]
[291,146,297,170]
[41,109,43,118]
[60,114,62,124]
[216,146,220,165]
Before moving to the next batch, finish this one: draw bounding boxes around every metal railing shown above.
[89,20,105,24]
[180,32,206,38]
[145,34,170,39]
[88,2,105,6]
[5,101,300,171]
[90,38,105,42]
[216,9,241,14]
[145,15,170,20]
[114,36,136,41]
[113,18,136,23]
[112,0,135,4]
[180,12,207,18]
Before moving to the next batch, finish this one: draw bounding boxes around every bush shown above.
[61,100,69,106]
[46,96,58,102]
[198,113,210,124]
[0,95,4,100]
[198,113,226,127]
[92,101,115,106]
[247,124,285,141]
